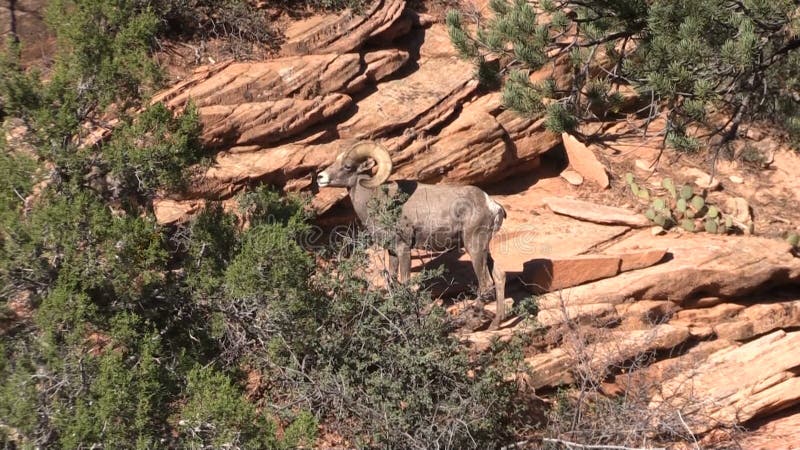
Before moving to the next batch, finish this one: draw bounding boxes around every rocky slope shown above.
[57,0,800,447]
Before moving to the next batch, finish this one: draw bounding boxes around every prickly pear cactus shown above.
[626,173,734,235]
[788,232,800,248]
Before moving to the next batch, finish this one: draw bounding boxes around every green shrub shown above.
[44,0,162,111]
[104,102,204,195]
[182,203,240,299]
[177,364,278,449]
[55,327,167,449]
[0,350,39,440]
[261,240,531,449]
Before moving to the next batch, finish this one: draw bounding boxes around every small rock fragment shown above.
[685,167,721,190]
[560,169,584,186]
[561,133,610,188]
[635,159,656,172]
[725,196,754,234]
[729,175,744,184]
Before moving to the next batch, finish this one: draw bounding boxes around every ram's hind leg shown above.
[396,241,411,284]
[464,227,494,302]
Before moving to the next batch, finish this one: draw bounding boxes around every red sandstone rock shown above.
[561,132,610,188]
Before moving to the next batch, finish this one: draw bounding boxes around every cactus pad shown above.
[680,185,694,200]
[691,195,705,211]
[625,172,635,184]
[705,218,719,233]
[676,198,687,213]
[662,178,677,198]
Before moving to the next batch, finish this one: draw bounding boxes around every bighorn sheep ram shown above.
[317,141,507,328]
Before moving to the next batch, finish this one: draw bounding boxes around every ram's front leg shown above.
[386,249,399,282]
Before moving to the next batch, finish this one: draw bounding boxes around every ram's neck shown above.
[348,178,377,225]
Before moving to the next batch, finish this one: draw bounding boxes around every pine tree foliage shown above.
[448,0,800,150]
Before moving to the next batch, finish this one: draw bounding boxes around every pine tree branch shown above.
[763,37,800,68]
[553,30,637,49]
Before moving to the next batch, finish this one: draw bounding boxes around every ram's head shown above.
[317,141,393,189]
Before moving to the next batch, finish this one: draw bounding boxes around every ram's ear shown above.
[357,158,376,174]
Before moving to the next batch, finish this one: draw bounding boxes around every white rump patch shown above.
[484,193,505,233]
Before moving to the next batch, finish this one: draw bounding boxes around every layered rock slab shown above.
[671,300,800,342]
[536,231,800,323]
[524,323,690,389]
[650,330,800,434]
[740,411,800,450]
[281,0,406,56]
[199,93,352,148]
[335,24,479,139]
[152,50,410,109]
[153,88,560,221]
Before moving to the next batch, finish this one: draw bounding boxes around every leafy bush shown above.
[45,0,162,110]
[53,325,167,449]
[254,237,531,449]
[104,102,204,195]
[177,364,279,449]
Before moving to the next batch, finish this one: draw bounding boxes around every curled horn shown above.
[344,141,393,188]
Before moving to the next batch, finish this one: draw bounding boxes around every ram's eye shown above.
[343,164,353,171]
